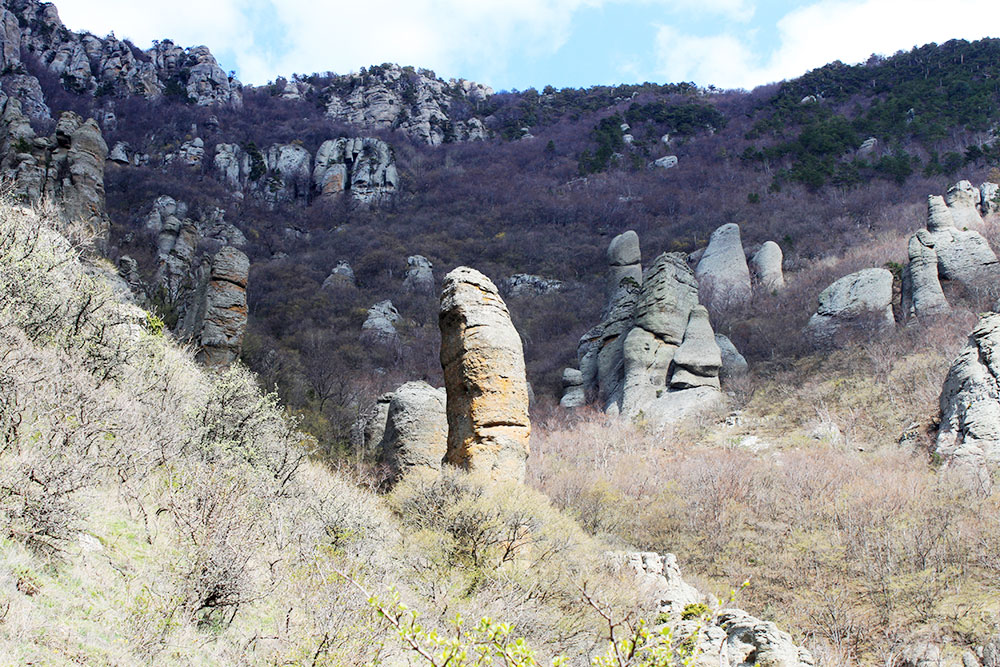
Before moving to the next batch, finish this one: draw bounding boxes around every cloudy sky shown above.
[51,0,1000,92]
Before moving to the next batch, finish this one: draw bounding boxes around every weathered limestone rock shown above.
[750,241,784,291]
[652,155,678,169]
[439,267,530,482]
[352,394,393,456]
[1,73,50,120]
[378,381,448,480]
[715,334,748,379]
[857,136,878,158]
[500,273,563,297]
[177,137,204,167]
[923,195,998,286]
[322,261,357,289]
[262,143,312,204]
[804,268,895,344]
[621,253,722,420]
[607,230,643,303]
[670,306,722,390]
[361,300,401,347]
[0,99,110,239]
[322,65,492,145]
[195,246,249,366]
[402,255,434,295]
[936,313,1000,468]
[213,142,244,190]
[313,137,398,203]
[946,180,983,228]
[559,368,586,409]
[902,233,949,318]
[611,552,814,667]
[108,141,130,164]
[695,223,752,308]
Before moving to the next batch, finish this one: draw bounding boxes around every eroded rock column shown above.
[439,267,530,482]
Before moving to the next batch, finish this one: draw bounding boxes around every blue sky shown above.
[52,0,1000,92]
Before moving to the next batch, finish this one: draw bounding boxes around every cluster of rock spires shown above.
[611,552,814,667]
[356,267,531,483]
[0,92,109,237]
[214,136,398,205]
[902,183,998,319]
[562,228,763,424]
[124,195,249,367]
[319,64,492,145]
[693,223,785,309]
[802,179,999,346]
[0,0,240,113]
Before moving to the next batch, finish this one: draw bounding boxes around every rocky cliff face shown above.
[439,267,531,482]
[214,137,398,205]
[0,0,241,109]
[322,64,491,145]
[0,92,109,237]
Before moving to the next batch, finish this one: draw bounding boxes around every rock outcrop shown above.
[322,261,357,289]
[560,368,586,408]
[361,300,401,347]
[945,180,983,228]
[750,241,785,291]
[439,267,531,482]
[402,255,434,295]
[378,381,448,480]
[715,334,748,378]
[0,1,240,107]
[925,194,998,285]
[612,552,814,667]
[0,97,110,238]
[215,137,398,205]
[804,268,895,344]
[313,137,399,203]
[901,233,949,318]
[322,64,491,145]
[353,393,394,456]
[695,223,752,308]
[192,246,249,366]
[577,233,725,424]
[936,313,1000,469]
[606,230,643,303]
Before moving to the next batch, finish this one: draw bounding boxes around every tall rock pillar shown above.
[439,267,530,482]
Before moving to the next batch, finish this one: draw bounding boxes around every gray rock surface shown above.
[322,65,491,145]
[611,551,814,667]
[670,306,722,390]
[607,230,643,304]
[946,180,983,228]
[804,268,895,344]
[922,195,997,286]
[715,334,749,378]
[361,300,401,347]
[439,267,530,482]
[402,255,434,295]
[192,246,249,366]
[559,368,586,408]
[936,313,1000,468]
[0,98,110,239]
[750,241,785,291]
[857,136,878,157]
[652,155,678,169]
[352,393,393,457]
[902,233,949,318]
[378,381,448,480]
[695,223,752,308]
[313,137,398,203]
[322,261,357,289]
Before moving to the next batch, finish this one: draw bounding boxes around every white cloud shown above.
[49,0,758,87]
[654,0,1000,89]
